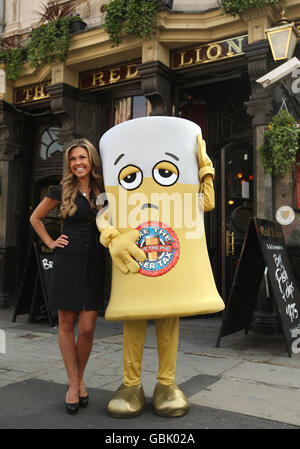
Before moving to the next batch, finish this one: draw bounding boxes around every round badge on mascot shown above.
[96,116,225,418]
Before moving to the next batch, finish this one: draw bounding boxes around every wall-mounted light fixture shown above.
[266,13,298,61]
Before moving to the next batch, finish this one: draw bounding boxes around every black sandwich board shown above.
[216,218,300,357]
[13,243,56,327]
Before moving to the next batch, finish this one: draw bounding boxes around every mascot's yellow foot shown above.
[152,383,190,418]
[107,383,146,418]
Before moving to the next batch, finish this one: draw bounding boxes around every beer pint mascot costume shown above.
[96,116,224,418]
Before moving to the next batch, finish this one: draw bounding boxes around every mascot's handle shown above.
[197,134,215,212]
[197,134,215,181]
[96,208,146,274]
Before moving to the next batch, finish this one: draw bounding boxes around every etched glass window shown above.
[39,127,63,160]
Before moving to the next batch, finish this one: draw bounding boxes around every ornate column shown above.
[138,41,172,116]
[245,39,274,220]
[244,8,282,334]
[48,62,98,147]
[47,83,98,148]
[137,60,173,116]
[242,5,281,219]
[0,100,22,306]
[3,0,21,35]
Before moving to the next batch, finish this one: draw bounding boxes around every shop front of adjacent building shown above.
[1,2,300,317]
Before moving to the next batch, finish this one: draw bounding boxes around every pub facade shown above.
[1,0,300,330]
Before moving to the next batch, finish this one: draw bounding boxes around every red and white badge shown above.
[136,221,180,277]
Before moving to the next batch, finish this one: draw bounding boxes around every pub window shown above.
[39,127,64,160]
[132,96,147,119]
[113,95,150,125]
[114,98,132,125]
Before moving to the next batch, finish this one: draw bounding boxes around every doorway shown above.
[221,143,254,300]
[177,75,253,300]
[31,125,64,246]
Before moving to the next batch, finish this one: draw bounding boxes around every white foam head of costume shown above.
[100,116,201,187]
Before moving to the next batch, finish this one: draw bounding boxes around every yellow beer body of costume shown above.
[97,116,224,417]
[102,183,224,319]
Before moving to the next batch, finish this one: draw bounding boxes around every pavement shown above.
[1,306,300,434]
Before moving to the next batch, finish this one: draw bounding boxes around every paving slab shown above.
[190,378,300,427]
[0,379,297,430]
[1,308,300,429]
[222,360,300,389]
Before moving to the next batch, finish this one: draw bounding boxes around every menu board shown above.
[217,218,300,357]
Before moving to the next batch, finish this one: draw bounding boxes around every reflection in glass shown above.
[227,149,253,201]
[132,96,147,119]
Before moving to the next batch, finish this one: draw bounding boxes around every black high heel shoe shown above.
[66,386,79,415]
[79,393,89,408]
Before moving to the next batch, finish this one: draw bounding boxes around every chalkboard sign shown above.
[216,218,300,357]
[31,243,56,325]
[13,246,36,319]
[13,243,56,326]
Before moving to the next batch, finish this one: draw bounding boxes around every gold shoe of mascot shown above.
[96,116,225,418]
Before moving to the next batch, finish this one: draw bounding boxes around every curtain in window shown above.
[114,97,132,125]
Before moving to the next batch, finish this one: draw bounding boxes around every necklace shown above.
[79,187,90,197]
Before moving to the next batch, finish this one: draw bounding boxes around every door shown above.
[221,143,254,300]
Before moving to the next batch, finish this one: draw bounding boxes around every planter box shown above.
[159,0,174,10]
[69,20,87,34]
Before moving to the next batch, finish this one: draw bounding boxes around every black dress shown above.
[46,184,106,311]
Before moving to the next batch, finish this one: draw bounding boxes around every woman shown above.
[30,138,106,415]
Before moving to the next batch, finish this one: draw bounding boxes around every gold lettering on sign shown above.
[16,83,50,104]
[32,84,48,100]
[126,64,138,79]
[80,60,141,90]
[109,67,121,83]
[206,43,222,60]
[226,36,245,56]
[178,51,193,67]
[172,35,248,70]
[23,87,33,101]
[92,71,105,86]
[194,48,202,64]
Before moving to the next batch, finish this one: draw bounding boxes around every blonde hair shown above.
[60,138,104,218]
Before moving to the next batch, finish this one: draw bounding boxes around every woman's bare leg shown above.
[58,309,79,403]
[76,309,98,396]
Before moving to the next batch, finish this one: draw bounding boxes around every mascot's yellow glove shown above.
[197,133,215,212]
[197,133,215,181]
[96,208,146,274]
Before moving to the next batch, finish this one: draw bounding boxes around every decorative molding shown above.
[0,101,22,161]
[239,5,278,22]
[47,82,98,147]
[245,97,273,127]
[244,39,274,126]
[137,61,173,116]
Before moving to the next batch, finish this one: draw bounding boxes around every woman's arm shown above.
[30,197,69,249]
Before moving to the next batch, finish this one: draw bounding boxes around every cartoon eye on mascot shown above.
[96,116,224,418]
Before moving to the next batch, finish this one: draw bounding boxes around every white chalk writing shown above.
[273,253,297,323]
[42,258,53,270]
[291,328,300,354]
